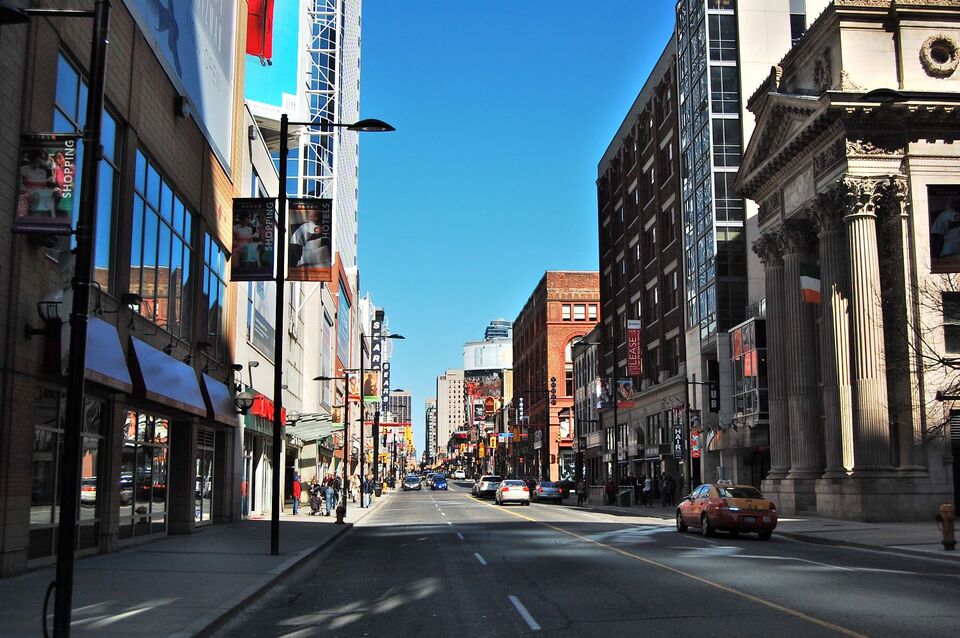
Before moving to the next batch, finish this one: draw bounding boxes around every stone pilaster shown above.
[752,232,788,480]
[876,177,926,474]
[810,189,852,478]
[781,219,824,482]
[842,177,895,474]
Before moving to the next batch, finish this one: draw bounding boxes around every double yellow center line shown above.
[467,494,867,638]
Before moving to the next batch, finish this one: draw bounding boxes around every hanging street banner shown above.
[371,311,384,370]
[231,198,275,281]
[287,198,332,281]
[14,133,80,235]
[347,372,361,402]
[673,421,684,460]
[362,370,381,403]
[626,319,643,376]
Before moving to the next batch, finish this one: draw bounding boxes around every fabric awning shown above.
[84,317,133,393]
[128,336,206,417]
[201,373,237,426]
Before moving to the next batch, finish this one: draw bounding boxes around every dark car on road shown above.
[532,481,563,503]
[402,474,423,491]
[431,476,448,491]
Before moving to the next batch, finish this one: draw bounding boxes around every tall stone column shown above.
[752,233,789,480]
[877,177,925,473]
[782,219,824,480]
[843,177,894,473]
[810,190,852,478]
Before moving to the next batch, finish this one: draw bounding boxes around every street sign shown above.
[673,422,684,460]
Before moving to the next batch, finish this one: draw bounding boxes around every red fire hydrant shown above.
[936,503,956,551]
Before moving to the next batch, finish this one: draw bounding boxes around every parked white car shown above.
[452,470,466,480]
[495,479,530,506]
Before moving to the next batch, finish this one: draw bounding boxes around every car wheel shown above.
[676,511,688,533]
[758,530,773,541]
[701,514,715,537]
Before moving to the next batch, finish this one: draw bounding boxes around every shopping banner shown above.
[287,198,332,281]
[626,319,643,376]
[231,198,275,281]
[14,133,80,235]
[362,370,381,403]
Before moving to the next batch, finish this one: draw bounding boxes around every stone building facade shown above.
[735,0,958,520]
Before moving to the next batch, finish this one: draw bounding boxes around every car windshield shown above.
[540,482,558,488]
[503,480,526,486]
[718,486,764,499]
[482,476,502,482]
[404,476,419,482]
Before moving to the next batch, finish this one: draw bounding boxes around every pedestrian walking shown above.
[291,473,302,515]
[362,474,374,507]
[604,478,617,506]
[576,479,587,506]
[324,475,335,516]
[666,474,676,507]
[642,474,653,508]
[660,474,670,507]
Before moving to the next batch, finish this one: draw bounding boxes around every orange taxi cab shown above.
[676,482,777,540]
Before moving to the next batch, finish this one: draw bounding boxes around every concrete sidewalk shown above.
[0,492,390,637]
[559,497,958,560]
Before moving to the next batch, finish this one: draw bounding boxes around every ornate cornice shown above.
[839,175,906,218]
[752,232,786,267]
[845,138,905,157]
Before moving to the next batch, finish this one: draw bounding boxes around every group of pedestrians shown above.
[599,473,678,507]
[291,473,379,516]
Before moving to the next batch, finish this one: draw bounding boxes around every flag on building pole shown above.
[799,263,821,303]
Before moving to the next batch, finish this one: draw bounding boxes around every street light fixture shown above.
[2,3,111,635]
[269,113,392,552]
[582,334,623,496]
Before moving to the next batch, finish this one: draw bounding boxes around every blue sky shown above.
[247,1,677,454]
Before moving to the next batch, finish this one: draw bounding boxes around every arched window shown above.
[565,337,583,396]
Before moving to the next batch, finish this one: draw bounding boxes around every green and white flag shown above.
[799,263,821,303]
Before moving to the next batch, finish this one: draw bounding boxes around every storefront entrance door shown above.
[195,427,215,525]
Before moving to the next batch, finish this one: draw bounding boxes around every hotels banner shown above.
[287,198,332,281]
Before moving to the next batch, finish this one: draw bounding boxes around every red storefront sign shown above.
[250,394,287,424]
[626,320,643,376]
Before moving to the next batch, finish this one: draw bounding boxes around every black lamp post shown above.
[314,371,359,523]
[0,3,111,635]
[270,114,392,552]
[583,334,623,496]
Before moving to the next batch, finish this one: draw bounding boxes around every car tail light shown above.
[522,487,529,492]
[81,486,94,492]
[537,487,543,492]
[717,498,728,509]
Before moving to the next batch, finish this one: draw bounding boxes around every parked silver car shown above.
[472,475,502,498]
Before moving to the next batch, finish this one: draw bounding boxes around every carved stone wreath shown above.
[920,34,960,78]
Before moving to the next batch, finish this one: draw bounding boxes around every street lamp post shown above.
[583,334,623,496]
[518,387,556,481]
[0,3,111,635]
[357,332,403,506]
[314,371,358,523]
[271,114,392,552]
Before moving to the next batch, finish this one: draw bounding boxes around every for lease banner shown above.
[626,319,642,376]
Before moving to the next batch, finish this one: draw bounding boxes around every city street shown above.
[216,483,960,637]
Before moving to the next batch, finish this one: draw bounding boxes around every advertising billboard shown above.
[231,198,275,281]
[14,133,80,235]
[288,198,333,281]
[124,1,238,172]
[626,319,643,376]
[464,370,503,425]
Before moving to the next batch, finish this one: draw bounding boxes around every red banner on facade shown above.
[246,0,275,61]
[626,320,643,376]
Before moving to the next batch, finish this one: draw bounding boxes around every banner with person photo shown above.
[362,371,381,403]
[231,198,275,281]
[287,198,332,281]
[14,133,80,235]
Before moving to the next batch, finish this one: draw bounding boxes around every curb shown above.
[776,531,960,562]
[188,493,390,638]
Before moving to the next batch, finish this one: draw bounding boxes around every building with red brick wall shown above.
[512,272,599,481]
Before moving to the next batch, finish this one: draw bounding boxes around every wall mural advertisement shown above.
[464,370,503,425]
[928,184,960,272]
[124,0,237,172]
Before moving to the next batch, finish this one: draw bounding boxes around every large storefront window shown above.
[30,388,105,559]
[203,234,229,362]
[119,410,170,539]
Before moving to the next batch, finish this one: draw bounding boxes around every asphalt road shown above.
[215,482,960,637]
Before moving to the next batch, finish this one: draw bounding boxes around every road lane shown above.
[217,482,960,637]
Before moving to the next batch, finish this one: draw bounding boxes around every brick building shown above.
[512,271,600,481]
[595,40,687,493]
[0,3,249,576]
